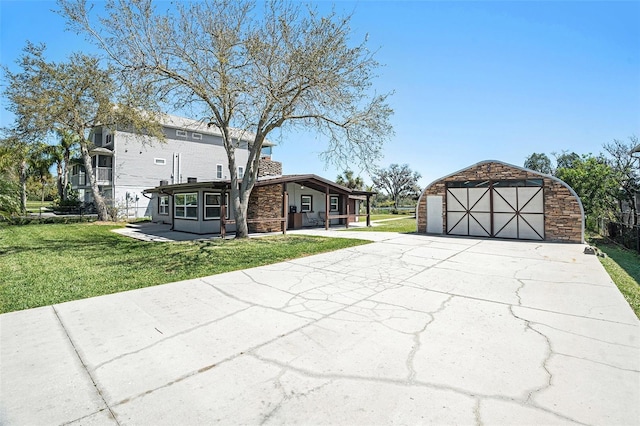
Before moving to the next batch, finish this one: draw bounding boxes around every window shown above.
[301,195,312,212]
[174,193,198,219]
[106,134,113,145]
[204,193,229,219]
[158,195,169,215]
[238,166,244,179]
[329,196,339,212]
[154,158,166,166]
[216,164,223,179]
[192,132,202,140]
[97,155,112,167]
[176,129,187,138]
[447,180,490,188]
[493,179,543,187]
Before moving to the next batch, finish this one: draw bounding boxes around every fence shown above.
[371,206,416,215]
[595,215,640,254]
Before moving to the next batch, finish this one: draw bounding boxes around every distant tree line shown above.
[524,136,640,227]
[336,163,422,212]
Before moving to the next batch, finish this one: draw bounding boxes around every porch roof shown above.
[255,174,376,198]
[143,174,375,198]
[143,180,231,195]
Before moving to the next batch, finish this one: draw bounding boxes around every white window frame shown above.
[192,132,202,140]
[238,166,244,179]
[158,195,169,215]
[174,192,198,219]
[301,195,312,212]
[329,196,339,212]
[176,129,188,138]
[204,192,229,220]
[154,158,166,165]
[216,164,223,179]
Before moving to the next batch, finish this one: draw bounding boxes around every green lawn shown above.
[588,235,640,319]
[369,214,409,221]
[349,217,417,233]
[0,223,370,313]
[25,200,52,213]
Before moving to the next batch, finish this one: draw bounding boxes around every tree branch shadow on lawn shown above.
[588,235,640,282]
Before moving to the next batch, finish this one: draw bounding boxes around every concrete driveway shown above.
[1,232,639,425]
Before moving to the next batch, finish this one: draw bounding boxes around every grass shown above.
[587,234,640,319]
[349,217,417,233]
[25,200,52,213]
[369,213,416,221]
[0,223,370,313]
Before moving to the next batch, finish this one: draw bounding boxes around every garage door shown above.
[446,180,544,240]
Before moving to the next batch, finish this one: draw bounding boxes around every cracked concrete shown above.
[1,231,638,425]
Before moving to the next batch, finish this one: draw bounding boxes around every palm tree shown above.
[46,130,78,202]
[336,170,364,190]
[28,143,54,216]
[0,135,30,215]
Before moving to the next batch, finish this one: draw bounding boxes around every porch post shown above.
[346,202,349,229]
[366,194,371,227]
[282,190,288,235]
[325,186,330,230]
[220,203,226,239]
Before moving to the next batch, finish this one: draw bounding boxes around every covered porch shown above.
[143,174,375,236]
[252,174,375,233]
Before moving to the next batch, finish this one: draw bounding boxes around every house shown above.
[143,161,374,235]
[69,114,274,218]
[416,160,584,243]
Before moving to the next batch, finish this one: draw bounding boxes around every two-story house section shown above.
[70,113,274,218]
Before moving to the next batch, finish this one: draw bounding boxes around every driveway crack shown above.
[52,306,121,425]
[509,306,553,403]
[406,295,453,383]
[474,398,483,426]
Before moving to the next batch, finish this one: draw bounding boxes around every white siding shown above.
[112,127,250,217]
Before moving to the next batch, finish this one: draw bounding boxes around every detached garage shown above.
[417,160,584,243]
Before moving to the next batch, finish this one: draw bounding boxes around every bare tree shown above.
[59,0,393,237]
[2,43,163,220]
[603,136,640,222]
[371,164,421,210]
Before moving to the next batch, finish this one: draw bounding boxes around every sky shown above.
[1,0,639,188]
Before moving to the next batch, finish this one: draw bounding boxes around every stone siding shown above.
[417,161,583,243]
[248,184,283,233]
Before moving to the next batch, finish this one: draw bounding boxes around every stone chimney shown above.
[257,157,282,177]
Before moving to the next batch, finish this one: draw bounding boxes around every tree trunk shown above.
[222,125,264,239]
[56,162,64,202]
[19,160,27,216]
[80,142,110,221]
[62,150,70,201]
[233,193,250,238]
[40,178,46,218]
[231,164,254,239]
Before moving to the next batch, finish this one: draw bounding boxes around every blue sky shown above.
[1,0,639,187]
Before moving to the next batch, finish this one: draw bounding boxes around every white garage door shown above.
[446,180,544,240]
